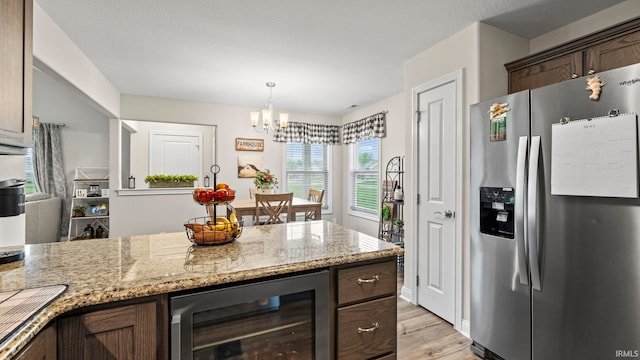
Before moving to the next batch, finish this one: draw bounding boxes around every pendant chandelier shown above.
[250,82,289,134]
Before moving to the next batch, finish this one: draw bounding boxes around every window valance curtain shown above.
[273,121,340,145]
[342,111,386,144]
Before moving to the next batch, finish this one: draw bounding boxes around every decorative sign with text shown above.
[235,138,264,151]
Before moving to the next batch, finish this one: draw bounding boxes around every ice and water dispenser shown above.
[479,187,514,239]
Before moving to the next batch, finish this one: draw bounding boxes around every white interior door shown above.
[149,131,202,178]
[416,79,457,323]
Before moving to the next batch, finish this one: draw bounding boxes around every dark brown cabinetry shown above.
[506,17,640,93]
[335,258,397,360]
[14,324,56,360]
[585,29,640,72]
[14,263,399,360]
[0,0,32,154]
[57,295,168,360]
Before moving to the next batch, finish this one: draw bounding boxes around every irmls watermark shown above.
[616,350,639,358]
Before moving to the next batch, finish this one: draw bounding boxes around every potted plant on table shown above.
[253,169,279,193]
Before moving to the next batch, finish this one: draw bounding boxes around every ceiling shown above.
[35,0,627,116]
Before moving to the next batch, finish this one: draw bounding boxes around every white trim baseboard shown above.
[459,319,471,339]
[400,285,412,302]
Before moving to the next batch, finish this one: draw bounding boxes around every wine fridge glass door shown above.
[170,270,329,360]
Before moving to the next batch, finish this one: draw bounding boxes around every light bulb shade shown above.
[250,112,260,127]
[279,113,289,128]
[262,109,272,126]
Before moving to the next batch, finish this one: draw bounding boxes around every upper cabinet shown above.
[0,0,32,154]
[506,17,640,94]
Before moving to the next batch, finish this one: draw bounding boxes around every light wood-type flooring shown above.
[397,275,477,359]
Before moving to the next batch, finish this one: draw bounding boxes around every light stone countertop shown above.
[0,220,403,359]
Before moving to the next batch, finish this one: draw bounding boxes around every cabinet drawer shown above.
[337,295,397,360]
[338,259,396,305]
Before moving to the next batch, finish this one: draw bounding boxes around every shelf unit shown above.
[378,156,404,272]
[68,167,110,240]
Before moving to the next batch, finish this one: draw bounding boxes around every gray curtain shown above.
[33,123,68,236]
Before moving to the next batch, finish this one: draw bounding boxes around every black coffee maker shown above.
[0,178,26,264]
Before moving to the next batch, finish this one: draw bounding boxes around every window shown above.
[349,138,379,218]
[284,143,331,212]
[25,146,38,194]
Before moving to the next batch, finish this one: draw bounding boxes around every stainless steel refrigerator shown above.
[470,63,640,360]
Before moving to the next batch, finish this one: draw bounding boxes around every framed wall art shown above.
[237,155,263,178]
[235,138,264,152]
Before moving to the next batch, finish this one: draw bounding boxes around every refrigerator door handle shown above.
[528,136,542,291]
[515,136,529,285]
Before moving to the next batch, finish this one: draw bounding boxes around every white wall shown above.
[479,24,529,102]
[530,0,640,53]
[403,23,479,328]
[403,22,529,330]
[340,92,406,236]
[32,69,110,227]
[32,3,120,118]
[110,95,342,237]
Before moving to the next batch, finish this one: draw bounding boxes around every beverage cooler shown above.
[170,271,329,359]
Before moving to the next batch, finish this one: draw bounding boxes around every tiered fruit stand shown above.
[185,165,243,245]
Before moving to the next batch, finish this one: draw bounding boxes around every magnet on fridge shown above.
[489,102,509,142]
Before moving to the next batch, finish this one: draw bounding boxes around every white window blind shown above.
[350,138,379,216]
[284,143,330,210]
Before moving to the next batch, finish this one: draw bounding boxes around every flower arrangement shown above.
[254,169,278,189]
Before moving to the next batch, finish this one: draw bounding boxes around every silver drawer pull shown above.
[357,275,379,285]
[357,322,380,334]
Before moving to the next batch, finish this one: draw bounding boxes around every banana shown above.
[228,213,241,236]
[208,223,225,231]
[216,217,230,224]
[213,216,234,233]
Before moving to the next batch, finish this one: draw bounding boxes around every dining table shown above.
[226,197,322,221]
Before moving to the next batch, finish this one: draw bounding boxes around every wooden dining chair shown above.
[249,188,258,199]
[254,193,294,225]
[305,189,325,221]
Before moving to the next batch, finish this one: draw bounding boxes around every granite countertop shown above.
[0,220,403,359]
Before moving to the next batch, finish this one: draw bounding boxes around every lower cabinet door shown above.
[14,324,56,360]
[337,295,397,360]
[58,299,165,359]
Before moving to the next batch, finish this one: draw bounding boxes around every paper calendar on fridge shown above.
[551,112,638,198]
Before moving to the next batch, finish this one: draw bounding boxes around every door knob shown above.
[434,210,454,218]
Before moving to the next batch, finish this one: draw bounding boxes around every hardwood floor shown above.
[397,276,477,359]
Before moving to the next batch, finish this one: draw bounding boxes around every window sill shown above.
[116,188,194,196]
[347,209,378,222]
